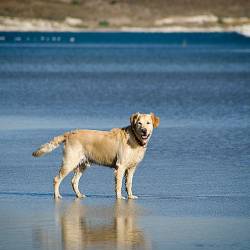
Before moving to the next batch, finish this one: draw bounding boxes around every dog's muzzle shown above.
[140,128,150,140]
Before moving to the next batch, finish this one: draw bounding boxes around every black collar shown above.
[130,126,147,148]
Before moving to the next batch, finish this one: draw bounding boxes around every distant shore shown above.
[0,15,250,37]
[1,0,250,36]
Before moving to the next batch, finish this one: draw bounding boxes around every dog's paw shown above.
[128,195,138,199]
[76,193,86,199]
[54,194,62,199]
[116,195,126,200]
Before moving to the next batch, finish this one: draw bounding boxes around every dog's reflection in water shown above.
[53,199,151,250]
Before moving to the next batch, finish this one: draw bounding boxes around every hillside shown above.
[0,0,250,34]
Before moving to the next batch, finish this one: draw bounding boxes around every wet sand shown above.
[0,194,250,250]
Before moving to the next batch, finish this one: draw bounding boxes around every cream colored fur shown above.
[32,113,160,199]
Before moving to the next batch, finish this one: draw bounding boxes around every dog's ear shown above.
[150,113,160,128]
[130,112,140,126]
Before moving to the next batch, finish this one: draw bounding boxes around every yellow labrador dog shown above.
[32,112,160,199]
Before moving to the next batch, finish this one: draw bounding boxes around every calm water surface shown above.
[0,32,250,250]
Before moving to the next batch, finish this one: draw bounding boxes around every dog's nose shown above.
[141,128,147,134]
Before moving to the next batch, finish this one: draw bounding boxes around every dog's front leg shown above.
[114,166,126,199]
[125,166,138,199]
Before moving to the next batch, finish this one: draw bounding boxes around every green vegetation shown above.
[71,0,81,5]
[99,20,109,27]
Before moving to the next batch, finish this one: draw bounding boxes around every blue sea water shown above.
[0,32,250,250]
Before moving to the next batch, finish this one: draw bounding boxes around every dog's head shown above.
[130,112,160,146]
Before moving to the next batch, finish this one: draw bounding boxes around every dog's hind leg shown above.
[53,148,81,199]
[53,166,72,199]
[71,163,88,198]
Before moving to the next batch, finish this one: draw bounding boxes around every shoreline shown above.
[1,16,250,37]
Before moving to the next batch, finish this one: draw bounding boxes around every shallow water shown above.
[0,32,250,250]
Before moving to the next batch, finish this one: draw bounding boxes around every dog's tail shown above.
[32,134,66,157]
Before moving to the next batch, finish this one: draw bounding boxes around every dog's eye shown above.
[147,122,151,125]
[138,122,142,126]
